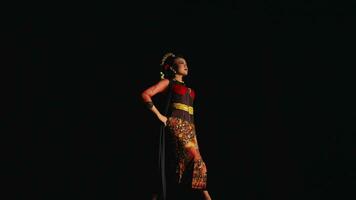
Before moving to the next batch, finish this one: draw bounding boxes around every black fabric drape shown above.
[158,78,173,200]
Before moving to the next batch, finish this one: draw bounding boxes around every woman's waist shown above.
[167,113,194,124]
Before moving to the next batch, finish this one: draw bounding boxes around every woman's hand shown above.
[157,114,168,126]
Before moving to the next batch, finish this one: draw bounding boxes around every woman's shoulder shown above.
[156,78,170,86]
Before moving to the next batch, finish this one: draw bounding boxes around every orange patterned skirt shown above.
[166,116,208,190]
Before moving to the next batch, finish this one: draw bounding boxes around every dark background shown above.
[3,1,355,200]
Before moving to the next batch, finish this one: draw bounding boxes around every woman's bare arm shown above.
[141,79,170,122]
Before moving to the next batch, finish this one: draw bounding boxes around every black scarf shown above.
[158,78,173,200]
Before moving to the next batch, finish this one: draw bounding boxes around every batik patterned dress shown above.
[165,79,208,190]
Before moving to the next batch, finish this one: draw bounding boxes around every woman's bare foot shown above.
[151,193,158,200]
[202,190,212,200]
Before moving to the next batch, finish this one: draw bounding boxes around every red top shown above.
[172,83,195,100]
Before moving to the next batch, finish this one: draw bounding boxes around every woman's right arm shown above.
[141,79,170,125]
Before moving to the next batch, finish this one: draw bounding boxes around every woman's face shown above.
[174,57,188,76]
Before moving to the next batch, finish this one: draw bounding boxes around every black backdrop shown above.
[4,1,355,200]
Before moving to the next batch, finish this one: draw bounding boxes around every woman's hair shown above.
[160,52,184,79]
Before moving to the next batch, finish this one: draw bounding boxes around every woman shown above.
[141,52,212,200]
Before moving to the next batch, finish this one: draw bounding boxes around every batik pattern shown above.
[167,116,208,189]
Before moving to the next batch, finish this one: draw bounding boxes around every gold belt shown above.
[172,103,194,115]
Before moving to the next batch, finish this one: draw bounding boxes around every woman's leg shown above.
[151,193,158,200]
[184,146,208,190]
[202,190,212,200]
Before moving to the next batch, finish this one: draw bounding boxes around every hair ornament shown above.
[160,71,165,79]
[160,52,176,66]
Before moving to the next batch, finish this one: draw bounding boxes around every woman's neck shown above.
[174,75,184,83]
